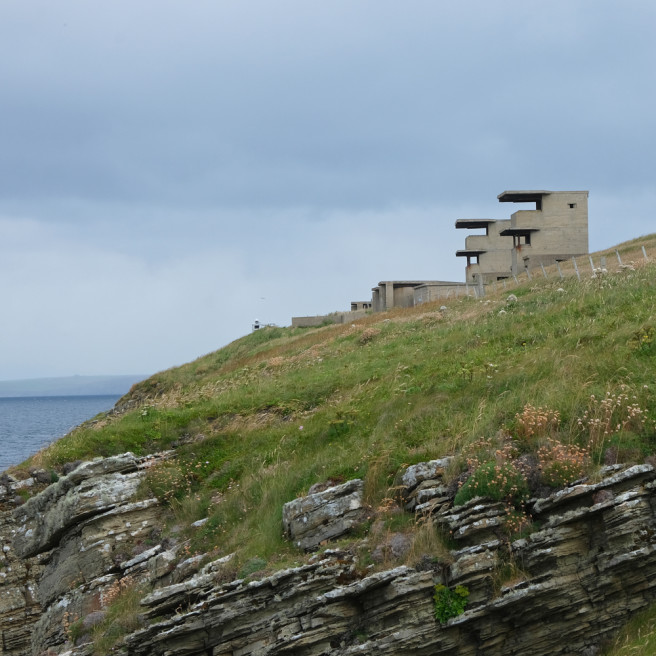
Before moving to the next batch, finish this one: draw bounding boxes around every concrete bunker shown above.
[456,190,589,283]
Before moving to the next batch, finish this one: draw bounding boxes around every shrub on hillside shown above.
[538,438,588,487]
[454,461,528,507]
[513,403,560,447]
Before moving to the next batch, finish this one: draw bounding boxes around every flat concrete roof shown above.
[498,190,589,203]
[455,219,497,229]
[375,280,452,286]
[498,190,551,203]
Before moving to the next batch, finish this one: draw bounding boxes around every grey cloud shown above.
[2,1,654,211]
[0,1,654,379]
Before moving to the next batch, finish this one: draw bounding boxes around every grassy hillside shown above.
[17,235,656,652]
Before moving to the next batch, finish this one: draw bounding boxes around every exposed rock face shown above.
[0,453,170,655]
[3,456,656,655]
[282,479,366,551]
[401,457,452,514]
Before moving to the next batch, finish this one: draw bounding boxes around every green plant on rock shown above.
[454,461,529,507]
[239,556,267,579]
[513,403,560,448]
[538,438,588,487]
[433,584,469,623]
[91,577,144,655]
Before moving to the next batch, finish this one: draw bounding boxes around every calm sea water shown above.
[0,395,120,472]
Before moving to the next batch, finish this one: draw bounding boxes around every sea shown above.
[0,395,120,472]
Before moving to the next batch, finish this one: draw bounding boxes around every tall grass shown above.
[603,603,656,655]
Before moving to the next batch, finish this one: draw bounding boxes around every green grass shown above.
[90,580,145,655]
[603,603,656,655]
[20,237,656,571]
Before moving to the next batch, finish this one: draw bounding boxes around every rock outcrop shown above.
[3,455,656,655]
[282,479,366,551]
[0,453,170,655]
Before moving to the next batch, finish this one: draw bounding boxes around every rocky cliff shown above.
[2,452,656,655]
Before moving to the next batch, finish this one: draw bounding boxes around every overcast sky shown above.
[1,1,655,380]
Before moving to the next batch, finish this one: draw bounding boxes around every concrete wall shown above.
[372,281,463,311]
[392,284,417,308]
[350,301,373,311]
[371,286,385,313]
[291,309,369,328]
[463,219,513,283]
[413,282,471,304]
[509,191,589,275]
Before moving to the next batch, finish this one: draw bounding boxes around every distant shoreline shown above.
[0,393,121,400]
[0,375,145,398]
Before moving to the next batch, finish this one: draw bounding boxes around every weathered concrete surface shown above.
[457,190,589,283]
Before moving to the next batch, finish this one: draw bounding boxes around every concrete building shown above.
[456,190,589,283]
[371,280,469,312]
[455,218,513,284]
[291,189,589,326]
[413,281,471,305]
[291,308,369,328]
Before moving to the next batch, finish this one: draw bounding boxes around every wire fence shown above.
[441,245,652,300]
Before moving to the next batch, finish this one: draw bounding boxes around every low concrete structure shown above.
[413,281,471,304]
[291,309,368,328]
[372,281,421,312]
[457,190,589,283]
[372,280,470,312]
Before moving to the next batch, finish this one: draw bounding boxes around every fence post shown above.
[643,246,648,260]
[589,255,596,273]
[540,263,547,278]
[572,257,581,281]
[525,266,532,280]
[616,249,623,265]
[556,261,564,279]
[513,274,519,284]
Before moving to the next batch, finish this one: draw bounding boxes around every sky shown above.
[1,1,655,380]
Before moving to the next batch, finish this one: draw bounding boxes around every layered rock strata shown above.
[282,479,366,551]
[2,455,656,655]
[0,453,171,655]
